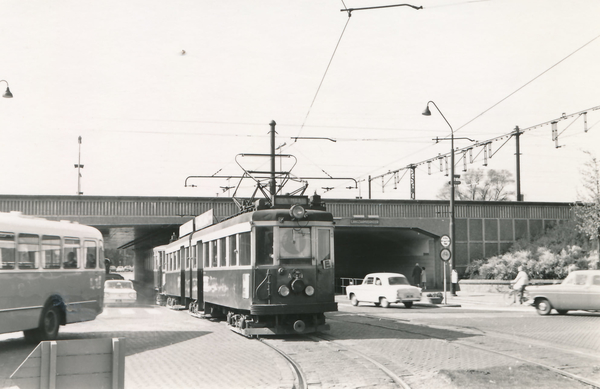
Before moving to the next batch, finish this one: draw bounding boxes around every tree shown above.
[437,169,515,201]
[573,151,600,265]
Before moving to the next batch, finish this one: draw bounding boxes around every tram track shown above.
[327,314,600,389]
[258,334,411,389]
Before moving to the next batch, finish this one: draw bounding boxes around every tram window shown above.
[220,237,226,267]
[18,234,40,270]
[203,242,209,268]
[211,240,217,267]
[229,235,237,267]
[84,240,97,269]
[256,227,274,266]
[42,235,62,269]
[64,238,80,269]
[185,247,190,269]
[279,228,311,265]
[317,230,330,260]
[0,232,16,269]
[191,245,197,269]
[239,232,251,266]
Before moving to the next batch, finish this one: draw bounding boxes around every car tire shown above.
[556,310,569,315]
[535,298,552,315]
[380,297,390,308]
[404,301,413,308]
[350,294,359,306]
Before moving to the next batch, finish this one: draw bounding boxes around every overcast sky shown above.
[1,0,599,202]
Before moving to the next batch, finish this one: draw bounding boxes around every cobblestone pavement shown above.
[2,293,598,389]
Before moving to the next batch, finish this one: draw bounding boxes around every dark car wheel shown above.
[24,305,60,342]
[536,298,552,315]
[404,301,413,308]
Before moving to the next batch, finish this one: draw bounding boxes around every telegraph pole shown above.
[74,136,84,195]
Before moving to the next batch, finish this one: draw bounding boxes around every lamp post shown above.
[422,101,457,296]
[1,80,13,98]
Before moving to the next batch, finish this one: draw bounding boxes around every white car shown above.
[104,280,137,306]
[346,272,422,308]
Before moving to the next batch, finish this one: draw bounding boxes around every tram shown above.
[0,211,105,341]
[153,194,337,336]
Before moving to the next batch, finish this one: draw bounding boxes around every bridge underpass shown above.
[0,195,572,292]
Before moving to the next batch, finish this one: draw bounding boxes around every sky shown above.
[1,0,599,203]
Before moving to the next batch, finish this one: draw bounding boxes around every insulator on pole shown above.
[483,145,488,166]
[463,151,467,172]
[583,112,588,132]
[487,143,492,159]
[469,148,473,164]
[439,157,443,172]
[427,161,431,175]
[444,156,449,176]
[551,121,558,141]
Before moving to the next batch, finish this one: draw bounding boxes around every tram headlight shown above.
[278,285,290,297]
[304,285,315,296]
[289,204,306,219]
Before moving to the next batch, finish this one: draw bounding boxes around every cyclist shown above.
[511,266,529,304]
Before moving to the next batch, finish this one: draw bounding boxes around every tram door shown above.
[195,241,204,308]
[180,246,186,307]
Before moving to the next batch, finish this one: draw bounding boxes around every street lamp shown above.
[422,101,457,296]
[1,80,13,98]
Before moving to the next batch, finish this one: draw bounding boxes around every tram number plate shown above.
[322,259,332,269]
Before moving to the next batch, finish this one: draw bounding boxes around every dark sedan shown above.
[528,270,600,315]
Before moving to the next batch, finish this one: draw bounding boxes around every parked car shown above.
[116,266,125,272]
[528,270,600,315]
[104,280,137,306]
[110,266,117,272]
[346,272,422,308]
[124,265,133,272]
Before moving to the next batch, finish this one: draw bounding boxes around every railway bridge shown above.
[0,194,572,289]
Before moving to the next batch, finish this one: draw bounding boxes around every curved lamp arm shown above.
[1,80,13,98]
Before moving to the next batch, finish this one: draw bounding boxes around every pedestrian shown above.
[451,268,458,296]
[421,267,427,290]
[511,265,529,304]
[412,263,422,286]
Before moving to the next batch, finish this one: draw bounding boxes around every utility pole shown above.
[514,126,523,201]
[74,136,84,195]
[269,120,277,200]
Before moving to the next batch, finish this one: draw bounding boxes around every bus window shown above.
[42,235,61,269]
[220,237,226,267]
[98,242,105,269]
[84,240,97,269]
[256,227,274,266]
[229,235,237,267]
[0,232,16,270]
[239,232,251,266]
[64,238,80,268]
[18,234,40,269]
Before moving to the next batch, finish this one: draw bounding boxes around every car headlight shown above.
[304,285,315,296]
[279,285,290,297]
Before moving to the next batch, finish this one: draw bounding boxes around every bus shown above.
[0,211,105,342]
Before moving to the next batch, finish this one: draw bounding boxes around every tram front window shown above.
[279,227,311,265]
[256,227,274,265]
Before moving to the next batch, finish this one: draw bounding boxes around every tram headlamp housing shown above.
[289,204,306,219]
[304,285,315,296]
[278,285,290,297]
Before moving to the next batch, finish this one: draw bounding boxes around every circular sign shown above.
[440,235,451,247]
[440,248,452,262]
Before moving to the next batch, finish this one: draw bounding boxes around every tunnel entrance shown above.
[334,227,440,290]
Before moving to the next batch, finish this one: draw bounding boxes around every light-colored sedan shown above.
[528,270,600,315]
[346,272,421,308]
[104,280,137,306]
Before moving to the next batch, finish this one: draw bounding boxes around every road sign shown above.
[440,235,451,247]
[440,248,452,262]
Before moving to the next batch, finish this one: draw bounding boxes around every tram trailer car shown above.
[154,195,337,336]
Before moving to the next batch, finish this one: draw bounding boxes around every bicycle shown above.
[503,285,529,305]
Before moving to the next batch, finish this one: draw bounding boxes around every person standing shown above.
[451,268,458,296]
[421,267,427,290]
[412,263,422,286]
[512,266,529,304]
